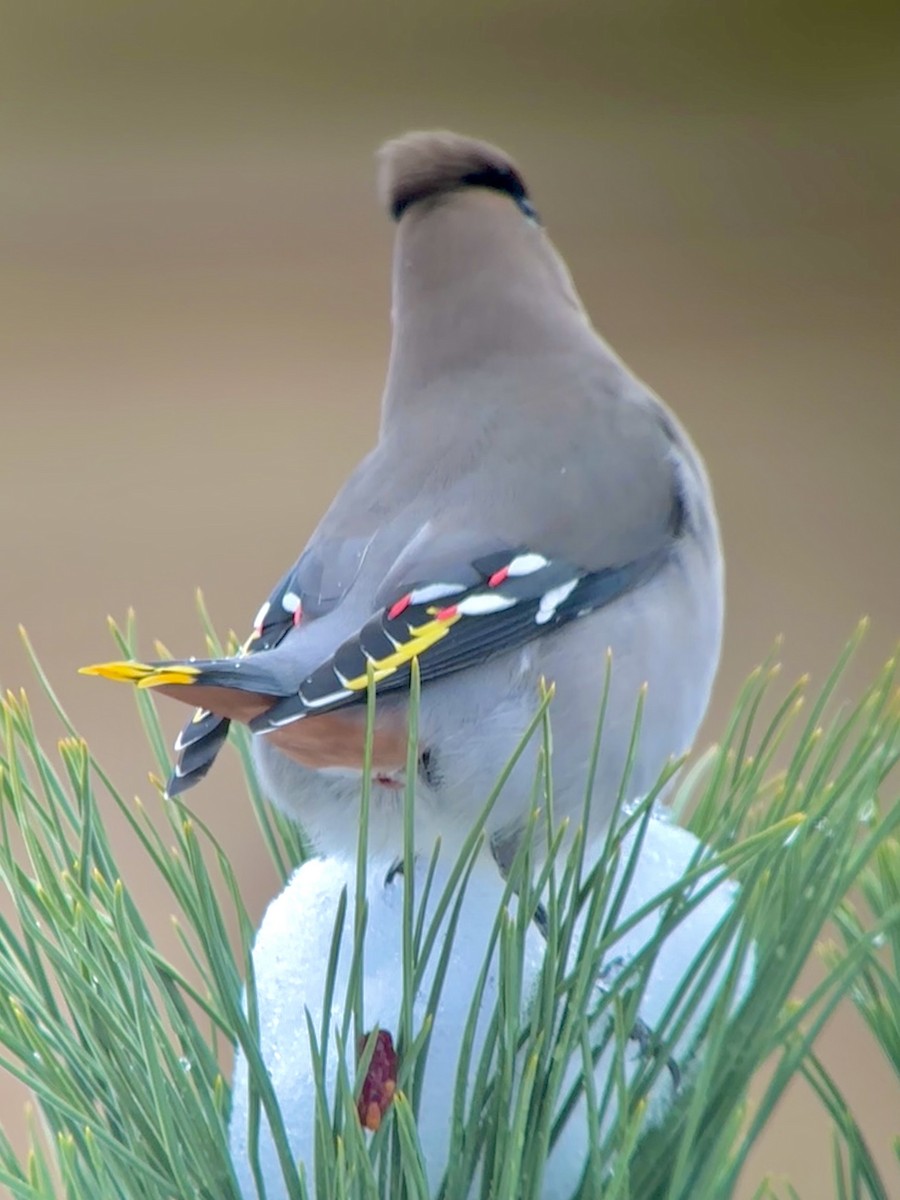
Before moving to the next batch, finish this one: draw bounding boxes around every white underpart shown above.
[456,592,517,616]
[253,600,271,628]
[506,552,549,577]
[408,582,467,605]
[281,591,301,614]
[535,579,578,625]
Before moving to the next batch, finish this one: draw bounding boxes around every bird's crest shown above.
[377,130,531,221]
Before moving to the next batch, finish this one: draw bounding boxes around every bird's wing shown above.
[252,402,689,732]
[249,537,673,733]
[85,408,689,760]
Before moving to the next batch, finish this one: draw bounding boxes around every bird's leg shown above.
[590,958,682,1090]
[507,868,681,1090]
[384,858,404,886]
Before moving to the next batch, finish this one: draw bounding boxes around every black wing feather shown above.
[165,559,305,796]
[250,546,670,734]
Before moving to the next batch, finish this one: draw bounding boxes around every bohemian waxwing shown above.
[83,131,723,865]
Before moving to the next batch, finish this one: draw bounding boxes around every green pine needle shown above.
[0,618,897,1198]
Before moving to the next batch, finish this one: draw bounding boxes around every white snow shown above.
[229,817,754,1198]
[229,852,544,1197]
[541,816,755,1198]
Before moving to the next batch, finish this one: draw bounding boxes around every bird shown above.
[82,130,724,866]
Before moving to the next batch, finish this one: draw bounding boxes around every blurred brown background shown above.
[1,2,898,1194]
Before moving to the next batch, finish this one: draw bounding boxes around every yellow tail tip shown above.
[79,661,154,683]
[80,661,201,687]
[136,668,200,688]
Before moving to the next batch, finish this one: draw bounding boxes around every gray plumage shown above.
[92,131,724,865]
[253,131,723,859]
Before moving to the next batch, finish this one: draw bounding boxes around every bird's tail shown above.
[80,655,284,795]
[80,654,281,696]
